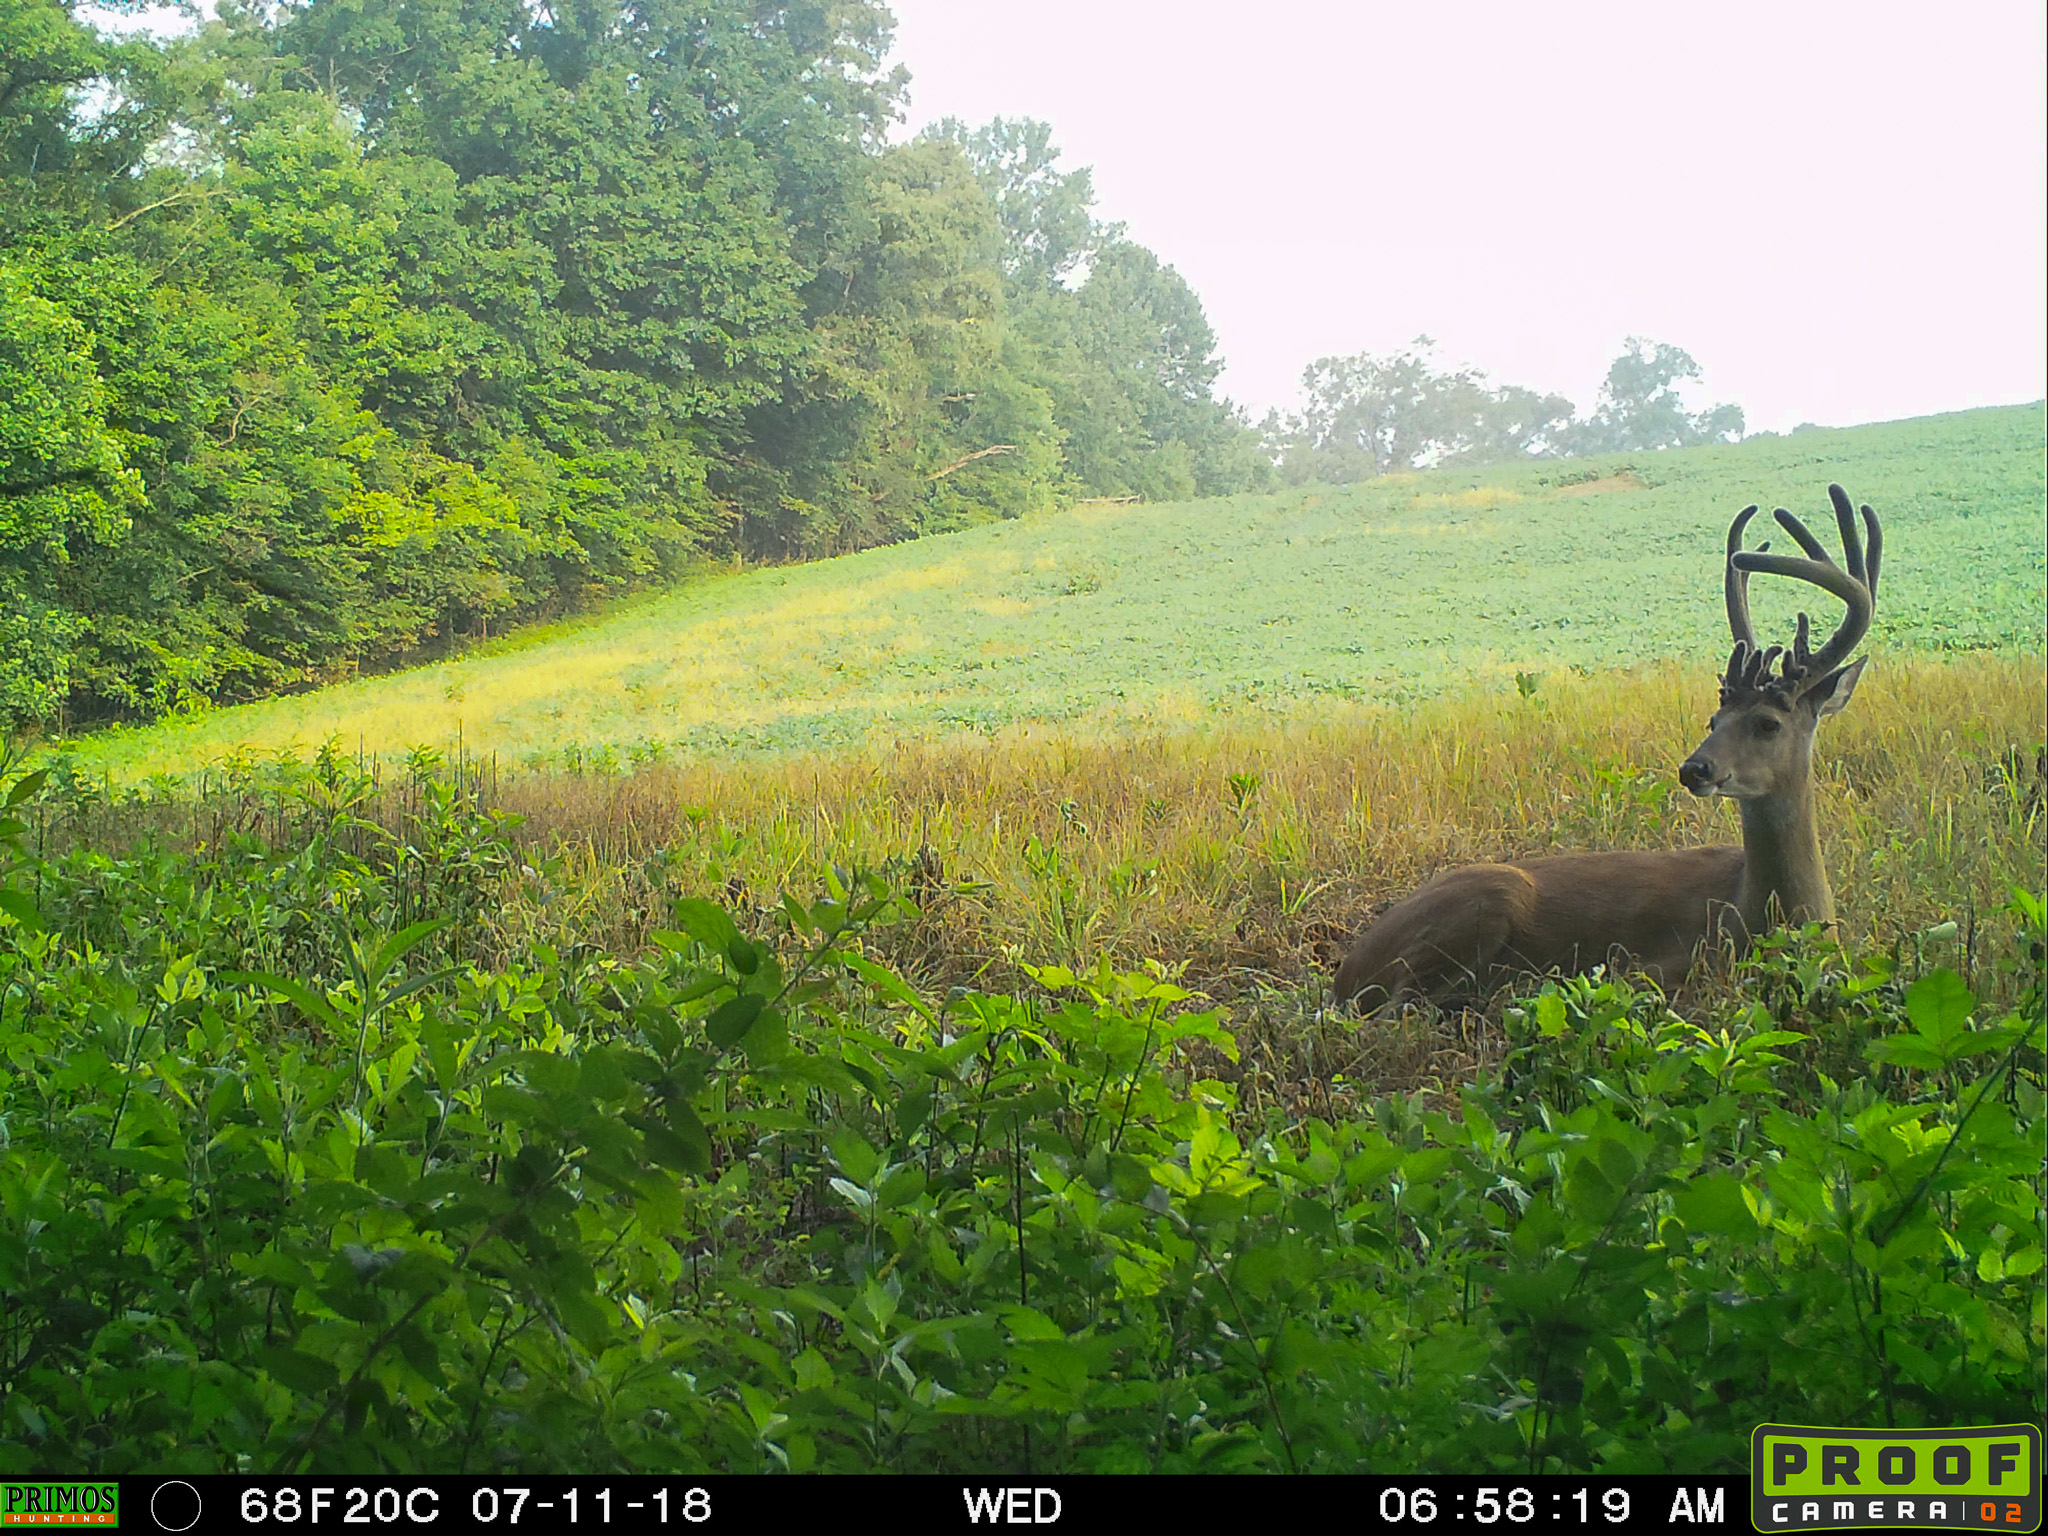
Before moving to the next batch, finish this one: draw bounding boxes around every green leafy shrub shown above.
[0,761,2040,1472]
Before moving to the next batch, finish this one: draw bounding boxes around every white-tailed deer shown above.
[1334,483,1881,1010]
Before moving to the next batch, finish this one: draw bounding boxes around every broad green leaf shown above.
[705,993,764,1048]
[421,1010,461,1089]
[372,918,454,982]
[669,899,740,954]
[5,770,48,807]
[1865,1035,1949,1071]
[1673,1172,1760,1236]
[845,953,934,1016]
[876,1163,926,1209]
[262,1346,340,1396]
[223,971,346,1033]
[999,1306,1065,1342]
[392,1323,447,1386]
[1904,970,1975,1045]
[636,1114,710,1177]
[828,1176,874,1213]
[1401,1148,1454,1182]
[830,1127,879,1185]
[738,1003,787,1065]
[0,889,42,931]
[375,966,460,1017]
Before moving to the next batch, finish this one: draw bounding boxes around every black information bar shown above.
[93,1474,1750,1534]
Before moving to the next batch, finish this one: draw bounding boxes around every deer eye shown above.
[1756,716,1782,734]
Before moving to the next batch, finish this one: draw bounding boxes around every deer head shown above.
[1679,484,1881,803]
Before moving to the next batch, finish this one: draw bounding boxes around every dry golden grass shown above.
[482,656,2044,1019]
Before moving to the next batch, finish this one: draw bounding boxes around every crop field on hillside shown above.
[55,403,2045,782]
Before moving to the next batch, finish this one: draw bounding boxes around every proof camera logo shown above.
[1752,1425,2041,1532]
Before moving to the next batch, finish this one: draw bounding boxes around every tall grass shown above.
[454,657,2045,1004]
[32,655,2044,1110]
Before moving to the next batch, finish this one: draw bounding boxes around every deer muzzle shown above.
[1678,755,1722,796]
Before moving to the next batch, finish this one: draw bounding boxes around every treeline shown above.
[1263,335,1745,484]
[0,1,1263,729]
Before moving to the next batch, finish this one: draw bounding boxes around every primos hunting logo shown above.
[1753,1425,2041,1531]
[0,1483,119,1528]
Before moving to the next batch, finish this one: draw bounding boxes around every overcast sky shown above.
[883,0,2048,434]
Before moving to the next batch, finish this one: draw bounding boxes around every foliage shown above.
[0,257,143,724]
[1267,336,1577,482]
[1564,338,1745,455]
[1060,240,1264,502]
[925,116,1097,292]
[0,756,2038,1473]
[0,0,166,183]
[0,2,1261,728]
[1265,334,1746,482]
[930,114,1268,505]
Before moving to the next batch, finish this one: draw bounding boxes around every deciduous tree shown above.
[1565,336,1744,454]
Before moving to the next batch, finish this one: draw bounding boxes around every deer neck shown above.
[1735,779,1833,933]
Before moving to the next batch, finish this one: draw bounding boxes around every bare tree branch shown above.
[109,187,227,231]
[925,444,1017,481]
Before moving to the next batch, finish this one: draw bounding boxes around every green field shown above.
[59,403,2045,780]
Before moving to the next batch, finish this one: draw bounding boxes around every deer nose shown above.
[1678,756,1716,793]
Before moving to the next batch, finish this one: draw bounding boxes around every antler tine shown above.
[1770,505,1838,565]
[1724,505,1760,651]
[1729,487,1877,681]
[1826,484,1866,589]
[1861,503,1881,601]
[1724,641,1748,687]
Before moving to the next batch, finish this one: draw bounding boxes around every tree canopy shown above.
[1569,337,1746,454]
[0,0,1264,729]
[1265,336,1743,485]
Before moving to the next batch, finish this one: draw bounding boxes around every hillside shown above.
[57,403,2046,781]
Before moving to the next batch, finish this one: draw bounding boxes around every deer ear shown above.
[1805,656,1867,719]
